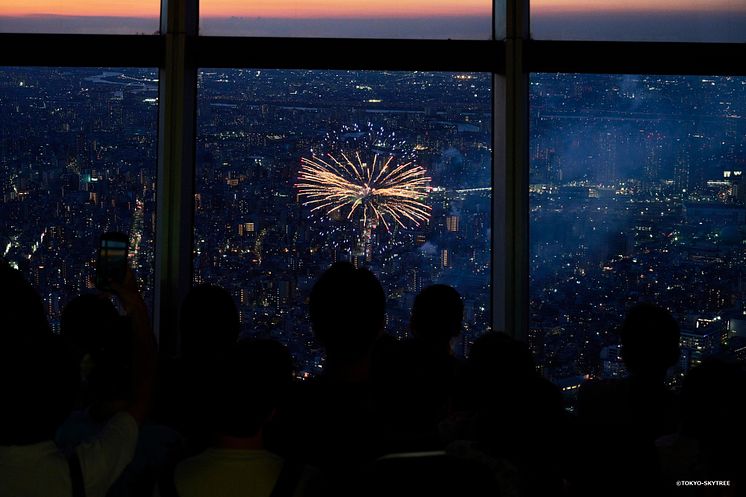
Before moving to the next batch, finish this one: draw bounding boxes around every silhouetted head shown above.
[180,284,240,361]
[469,331,536,382]
[61,293,122,356]
[0,262,78,445]
[209,339,293,438]
[410,284,464,349]
[620,303,680,378]
[0,260,49,349]
[309,262,385,362]
[466,332,562,456]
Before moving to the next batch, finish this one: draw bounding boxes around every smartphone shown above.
[96,232,129,291]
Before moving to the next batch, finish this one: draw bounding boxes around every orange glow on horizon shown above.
[0,0,489,18]
[0,1,159,17]
[0,0,743,18]
[532,0,745,12]
[199,0,489,18]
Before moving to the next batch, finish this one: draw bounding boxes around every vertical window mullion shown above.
[502,0,530,340]
[154,0,199,355]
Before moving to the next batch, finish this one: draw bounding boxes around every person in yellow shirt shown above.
[157,339,315,497]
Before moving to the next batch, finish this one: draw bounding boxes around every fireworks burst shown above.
[296,130,432,233]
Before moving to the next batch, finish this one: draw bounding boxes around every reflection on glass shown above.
[199,0,492,39]
[195,69,493,375]
[529,74,746,403]
[0,67,159,328]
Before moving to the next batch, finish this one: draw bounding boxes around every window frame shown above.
[0,0,743,353]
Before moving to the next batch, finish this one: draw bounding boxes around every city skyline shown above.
[530,73,746,399]
[1,67,744,388]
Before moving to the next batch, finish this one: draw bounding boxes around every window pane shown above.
[531,0,746,42]
[0,1,160,34]
[0,67,159,329]
[199,0,493,39]
[196,69,493,376]
[530,74,746,404]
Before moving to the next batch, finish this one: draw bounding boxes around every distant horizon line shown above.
[2,7,745,19]
[2,10,743,42]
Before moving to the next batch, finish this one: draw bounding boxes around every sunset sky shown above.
[0,0,743,18]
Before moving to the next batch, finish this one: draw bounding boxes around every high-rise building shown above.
[680,325,726,371]
[600,344,627,378]
[598,131,617,185]
[674,150,691,195]
[446,215,460,232]
[644,132,662,188]
[440,248,450,268]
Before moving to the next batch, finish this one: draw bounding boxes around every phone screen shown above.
[96,235,128,290]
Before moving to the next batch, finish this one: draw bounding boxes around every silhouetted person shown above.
[578,302,681,433]
[410,284,464,354]
[57,292,180,497]
[180,284,241,363]
[0,259,50,349]
[620,302,681,385]
[657,359,746,495]
[0,262,156,497]
[381,285,467,452]
[61,293,122,354]
[59,293,129,410]
[0,261,77,449]
[269,262,387,496]
[157,339,314,497]
[572,302,681,496]
[155,284,240,452]
[447,332,564,497]
[309,262,385,381]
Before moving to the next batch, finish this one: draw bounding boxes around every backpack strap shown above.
[67,451,86,497]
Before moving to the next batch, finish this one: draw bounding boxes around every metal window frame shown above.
[0,0,743,351]
[4,35,743,75]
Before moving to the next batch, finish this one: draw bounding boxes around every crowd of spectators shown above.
[1,258,744,497]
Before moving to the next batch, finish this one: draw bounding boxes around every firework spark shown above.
[296,151,431,232]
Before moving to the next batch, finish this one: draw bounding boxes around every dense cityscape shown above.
[194,70,492,375]
[530,74,746,399]
[0,68,158,329]
[1,68,744,388]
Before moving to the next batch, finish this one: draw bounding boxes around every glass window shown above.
[529,73,746,401]
[531,0,746,42]
[0,67,159,329]
[0,1,160,34]
[195,69,493,376]
[199,0,493,39]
